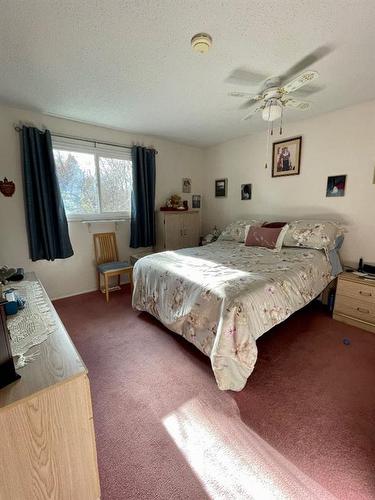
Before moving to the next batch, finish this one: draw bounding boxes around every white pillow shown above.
[283,220,344,251]
[218,219,263,242]
[274,224,289,251]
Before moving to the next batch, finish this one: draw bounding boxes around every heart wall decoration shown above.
[0,177,15,197]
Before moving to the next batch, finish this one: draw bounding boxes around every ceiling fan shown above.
[227,46,331,122]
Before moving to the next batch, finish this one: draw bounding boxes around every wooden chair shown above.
[93,232,133,303]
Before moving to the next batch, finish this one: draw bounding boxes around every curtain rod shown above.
[14,126,158,154]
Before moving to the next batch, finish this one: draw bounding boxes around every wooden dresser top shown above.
[339,271,375,288]
[0,273,86,410]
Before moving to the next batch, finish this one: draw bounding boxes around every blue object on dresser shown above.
[3,290,25,316]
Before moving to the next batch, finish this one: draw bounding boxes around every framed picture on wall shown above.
[215,178,227,197]
[192,194,201,208]
[241,183,252,200]
[215,179,228,198]
[272,136,302,177]
[326,175,346,197]
[182,178,191,193]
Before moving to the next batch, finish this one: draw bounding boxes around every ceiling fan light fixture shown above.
[191,33,213,53]
[262,99,282,122]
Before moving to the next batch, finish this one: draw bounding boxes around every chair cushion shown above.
[97,261,131,273]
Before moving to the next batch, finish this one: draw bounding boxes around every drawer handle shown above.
[359,290,372,297]
[357,307,370,314]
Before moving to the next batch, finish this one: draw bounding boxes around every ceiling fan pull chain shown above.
[265,121,271,169]
[279,106,284,135]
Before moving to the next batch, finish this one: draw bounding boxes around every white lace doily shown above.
[5,280,57,368]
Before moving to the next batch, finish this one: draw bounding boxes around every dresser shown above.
[156,210,200,251]
[0,274,100,499]
[333,272,375,333]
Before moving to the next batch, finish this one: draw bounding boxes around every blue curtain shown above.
[21,126,74,261]
[130,145,156,248]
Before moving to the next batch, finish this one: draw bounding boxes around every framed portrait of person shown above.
[241,183,252,200]
[182,177,192,193]
[272,136,302,177]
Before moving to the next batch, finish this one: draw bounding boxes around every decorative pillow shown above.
[245,224,289,250]
[283,220,344,251]
[218,219,262,242]
[262,222,288,228]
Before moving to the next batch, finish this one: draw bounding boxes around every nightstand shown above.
[333,272,375,333]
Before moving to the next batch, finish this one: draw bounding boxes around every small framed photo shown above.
[326,175,346,197]
[272,136,302,177]
[192,194,201,208]
[215,178,227,197]
[182,178,191,193]
[241,183,252,200]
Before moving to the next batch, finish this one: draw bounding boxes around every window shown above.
[53,138,133,220]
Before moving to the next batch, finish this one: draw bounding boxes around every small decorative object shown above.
[215,178,227,197]
[0,177,16,197]
[192,194,201,208]
[0,266,16,295]
[241,184,252,200]
[183,200,189,209]
[160,193,188,211]
[326,175,346,197]
[272,136,302,177]
[182,178,192,193]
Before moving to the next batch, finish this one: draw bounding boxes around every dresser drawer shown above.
[336,278,375,304]
[335,294,375,323]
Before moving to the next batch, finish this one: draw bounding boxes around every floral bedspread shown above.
[132,241,333,391]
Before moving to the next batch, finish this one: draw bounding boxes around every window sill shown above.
[78,218,130,223]
[67,215,130,223]
[69,218,130,232]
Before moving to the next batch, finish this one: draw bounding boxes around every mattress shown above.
[132,240,333,391]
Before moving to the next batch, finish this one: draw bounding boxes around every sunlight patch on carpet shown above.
[163,397,334,499]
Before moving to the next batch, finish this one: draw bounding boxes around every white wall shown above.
[1,99,374,299]
[202,100,375,266]
[0,104,203,298]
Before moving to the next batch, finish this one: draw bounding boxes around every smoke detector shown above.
[191,33,213,54]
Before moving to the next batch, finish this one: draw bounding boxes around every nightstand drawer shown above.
[335,295,375,323]
[336,278,375,304]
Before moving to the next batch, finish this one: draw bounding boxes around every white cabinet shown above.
[156,210,200,251]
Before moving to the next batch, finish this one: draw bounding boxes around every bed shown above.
[132,220,342,391]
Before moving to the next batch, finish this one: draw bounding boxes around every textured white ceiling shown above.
[1,0,375,146]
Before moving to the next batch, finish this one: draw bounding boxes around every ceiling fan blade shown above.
[239,98,263,110]
[228,91,261,99]
[242,104,264,121]
[280,45,332,84]
[293,85,324,97]
[226,68,268,87]
[281,71,319,94]
[282,98,311,110]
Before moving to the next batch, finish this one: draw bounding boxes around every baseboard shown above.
[51,287,98,301]
[52,281,131,301]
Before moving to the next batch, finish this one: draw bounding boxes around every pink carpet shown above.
[54,286,375,499]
